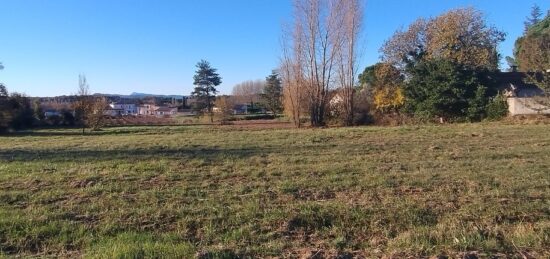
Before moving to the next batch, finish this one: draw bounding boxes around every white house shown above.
[110,103,137,115]
[138,104,177,116]
[103,103,137,116]
[499,72,550,116]
[44,110,61,118]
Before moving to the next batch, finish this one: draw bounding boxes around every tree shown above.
[0,85,10,132]
[0,84,7,97]
[0,63,10,132]
[381,18,428,71]
[281,0,363,127]
[381,7,505,72]
[88,97,108,131]
[525,4,543,32]
[358,65,376,88]
[514,13,550,110]
[191,60,222,123]
[371,63,405,113]
[73,75,106,133]
[33,99,45,122]
[404,59,495,121]
[214,95,235,124]
[74,75,91,134]
[505,56,518,71]
[0,63,6,97]
[8,93,34,130]
[261,71,283,114]
[232,79,265,110]
[426,8,505,70]
[336,0,363,126]
[515,14,550,74]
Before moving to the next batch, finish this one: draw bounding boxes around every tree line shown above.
[280,2,549,126]
[2,3,549,131]
[0,67,108,133]
[189,2,549,127]
[190,60,283,122]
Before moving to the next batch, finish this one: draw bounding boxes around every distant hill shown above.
[97,92,187,99]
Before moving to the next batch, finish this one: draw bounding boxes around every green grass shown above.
[0,123,549,257]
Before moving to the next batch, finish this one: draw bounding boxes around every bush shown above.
[228,114,276,121]
[404,59,498,122]
[62,111,76,126]
[486,94,509,120]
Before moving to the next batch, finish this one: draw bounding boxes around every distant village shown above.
[36,94,263,119]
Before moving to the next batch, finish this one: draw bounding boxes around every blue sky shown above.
[0,0,549,97]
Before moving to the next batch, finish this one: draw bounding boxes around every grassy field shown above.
[0,123,549,258]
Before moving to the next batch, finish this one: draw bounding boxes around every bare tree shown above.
[214,95,235,124]
[232,79,265,107]
[74,75,91,134]
[281,0,363,127]
[74,75,107,133]
[88,96,108,131]
[281,18,305,127]
[335,0,363,125]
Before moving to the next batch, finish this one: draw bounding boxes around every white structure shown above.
[138,104,177,116]
[507,98,550,116]
[104,103,138,116]
[110,103,137,115]
[44,110,61,118]
[499,73,550,116]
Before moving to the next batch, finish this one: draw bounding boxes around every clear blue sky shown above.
[0,0,549,97]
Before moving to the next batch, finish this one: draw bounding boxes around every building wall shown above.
[507,97,550,116]
[110,103,137,115]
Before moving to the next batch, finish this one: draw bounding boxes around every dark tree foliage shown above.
[525,4,543,32]
[33,99,45,122]
[515,15,550,74]
[358,64,378,88]
[404,59,496,121]
[486,94,509,120]
[62,111,76,126]
[261,70,283,114]
[191,60,221,122]
[0,92,35,132]
[0,84,7,97]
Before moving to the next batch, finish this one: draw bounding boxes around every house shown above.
[138,104,177,116]
[44,110,62,118]
[138,104,155,115]
[497,72,550,116]
[232,104,249,115]
[153,106,177,116]
[104,102,137,116]
[104,106,124,116]
[109,103,137,115]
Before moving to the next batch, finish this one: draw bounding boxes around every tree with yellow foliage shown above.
[381,7,505,71]
[359,63,405,114]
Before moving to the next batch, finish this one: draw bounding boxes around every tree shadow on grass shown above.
[1,128,160,137]
[0,146,268,163]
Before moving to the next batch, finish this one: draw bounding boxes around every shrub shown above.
[404,59,497,122]
[486,94,509,120]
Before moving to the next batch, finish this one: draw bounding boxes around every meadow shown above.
[0,123,549,258]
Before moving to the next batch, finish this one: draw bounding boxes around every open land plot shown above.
[0,123,549,258]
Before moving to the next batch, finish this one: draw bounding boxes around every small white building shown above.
[507,97,550,115]
[103,103,137,116]
[498,72,550,116]
[109,103,137,115]
[138,104,177,116]
[44,110,61,118]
